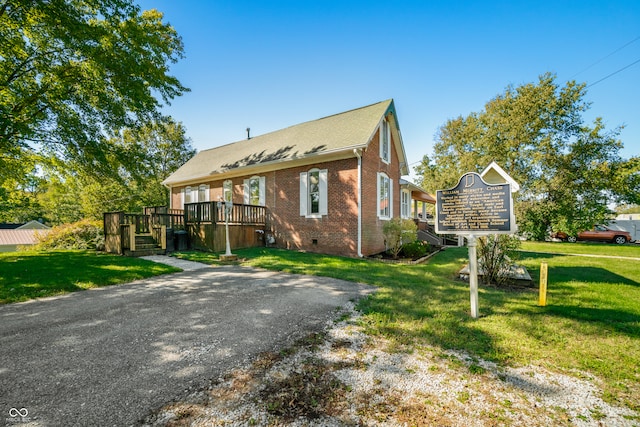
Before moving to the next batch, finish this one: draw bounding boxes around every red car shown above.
[553,225,633,245]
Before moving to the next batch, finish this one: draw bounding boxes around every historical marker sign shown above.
[435,172,515,235]
[435,169,518,319]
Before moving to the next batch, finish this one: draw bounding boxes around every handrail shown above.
[184,202,266,225]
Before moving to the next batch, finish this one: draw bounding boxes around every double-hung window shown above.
[184,186,192,205]
[308,170,320,214]
[380,118,391,163]
[377,172,392,219]
[198,184,208,202]
[182,184,209,208]
[243,176,265,206]
[223,180,233,202]
[401,190,410,218]
[300,168,328,217]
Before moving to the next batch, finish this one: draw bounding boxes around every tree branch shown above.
[0,1,9,19]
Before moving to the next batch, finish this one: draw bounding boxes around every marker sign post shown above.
[435,172,517,318]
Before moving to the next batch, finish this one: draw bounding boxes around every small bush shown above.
[400,240,430,259]
[477,234,521,286]
[34,219,105,251]
[383,218,418,259]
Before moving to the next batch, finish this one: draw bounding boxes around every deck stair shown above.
[135,234,158,250]
[124,233,166,257]
[124,233,167,257]
[418,228,458,247]
[418,229,442,246]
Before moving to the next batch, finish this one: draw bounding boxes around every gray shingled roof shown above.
[163,99,399,185]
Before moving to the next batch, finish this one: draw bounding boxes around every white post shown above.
[217,198,237,261]
[467,234,479,319]
[224,200,232,256]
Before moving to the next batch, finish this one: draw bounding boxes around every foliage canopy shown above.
[0,0,188,179]
[0,1,193,224]
[416,73,629,239]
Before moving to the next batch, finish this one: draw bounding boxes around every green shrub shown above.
[477,234,521,286]
[383,218,418,259]
[34,219,105,251]
[400,240,430,259]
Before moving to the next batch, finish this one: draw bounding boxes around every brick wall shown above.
[168,116,402,258]
[359,122,401,256]
[269,158,359,257]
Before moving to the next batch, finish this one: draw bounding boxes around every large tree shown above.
[0,117,195,224]
[38,117,196,222]
[0,152,47,223]
[0,0,188,180]
[613,156,640,207]
[416,73,627,240]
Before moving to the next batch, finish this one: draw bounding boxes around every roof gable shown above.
[17,220,51,230]
[480,161,520,192]
[164,99,400,185]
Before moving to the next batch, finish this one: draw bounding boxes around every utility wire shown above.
[586,57,640,88]
[571,35,640,78]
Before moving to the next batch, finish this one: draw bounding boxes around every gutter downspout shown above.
[354,149,363,257]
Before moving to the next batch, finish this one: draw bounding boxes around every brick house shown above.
[163,99,417,257]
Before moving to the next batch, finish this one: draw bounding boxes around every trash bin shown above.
[174,230,188,251]
[166,228,175,252]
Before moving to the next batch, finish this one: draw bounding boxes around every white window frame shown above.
[379,118,391,164]
[181,184,208,208]
[198,184,210,202]
[377,172,392,220]
[243,176,265,206]
[308,170,321,215]
[401,189,411,219]
[223,180,233,202]
[184,186,192,205]
[300,168,328,218]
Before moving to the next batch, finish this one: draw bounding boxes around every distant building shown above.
[0,221,51,252]
[611,216,640,242]
[616,213,640,221]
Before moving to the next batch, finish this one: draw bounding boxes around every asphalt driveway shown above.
[0,265,373,426]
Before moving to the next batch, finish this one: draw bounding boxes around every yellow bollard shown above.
[539,262,548,306]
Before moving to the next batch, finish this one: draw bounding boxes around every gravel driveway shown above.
[0,265,373,426]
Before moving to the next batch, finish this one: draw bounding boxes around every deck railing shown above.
[104,204,266,255]
[123,213,150,234]
[184,202,266,225]
[150,212,185,230]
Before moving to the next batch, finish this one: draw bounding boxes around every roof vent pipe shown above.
[246,127,251,139]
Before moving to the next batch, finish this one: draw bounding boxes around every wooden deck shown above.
[104,204,267,256]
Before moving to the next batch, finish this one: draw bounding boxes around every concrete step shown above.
[125,248,166,257]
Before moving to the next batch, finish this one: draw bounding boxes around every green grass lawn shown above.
[521,240,640,258]
[177,244,640,411]
[0,250,180,304]
[3,244,639,411]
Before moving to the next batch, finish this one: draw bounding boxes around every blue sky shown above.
[140,0,639,179]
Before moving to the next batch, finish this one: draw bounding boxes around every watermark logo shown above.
[9,409,28,417]
[6,407,30,423]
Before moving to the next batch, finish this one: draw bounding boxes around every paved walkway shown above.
[0,266,373,426]
[140,254,211,271]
